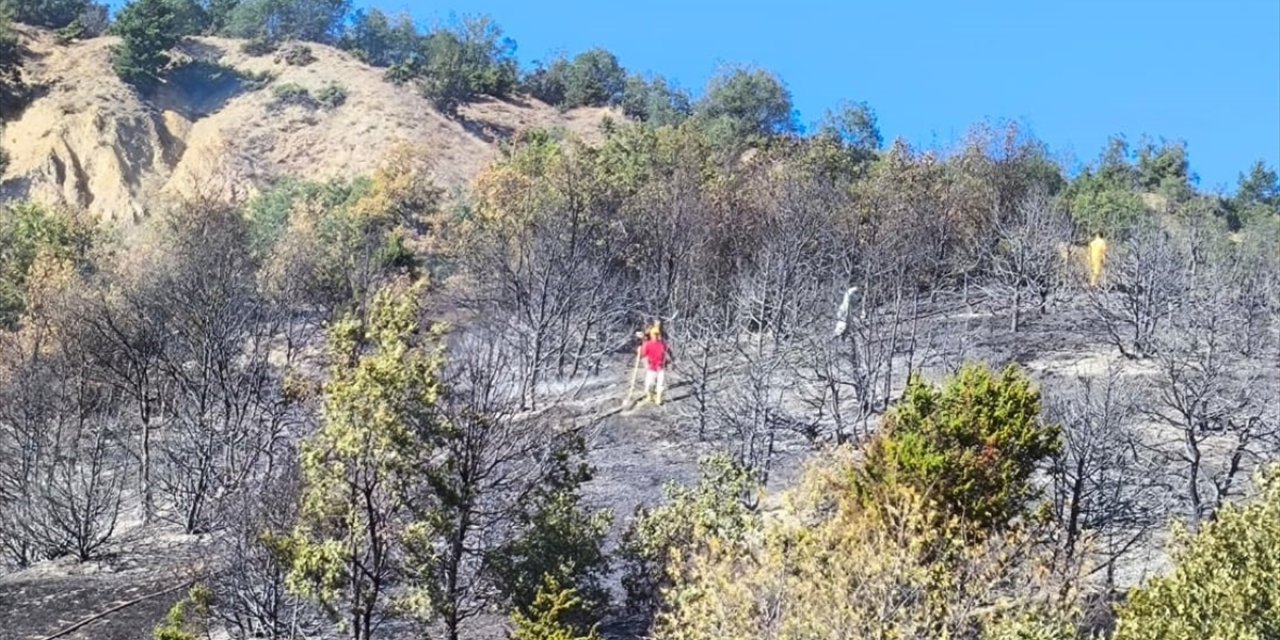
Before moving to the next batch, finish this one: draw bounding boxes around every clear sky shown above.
[364,0,1279,192]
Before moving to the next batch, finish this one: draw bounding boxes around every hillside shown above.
[0,26,616,222]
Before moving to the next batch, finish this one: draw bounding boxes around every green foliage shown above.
[315,81,346,108]
[561,47,625,108]
[338,7,420,67]
[490,485,612,624]
[1064,170,1150,238]
[522,56,568,106]
[618,454,760,614]
[0,202,92,328]
[694,66,796,141]
[225,0,350,44]
[509,575,604,640]
[239,35,275,56]
[152,584,213,640]
[620,74,690,126]
[1229,160,1280,228]
[861,363,1062,532]
[652,449,1080,640]
[0,11,30,122]
[111,0,202,90]
[270,81,313,107]
[418,15,517,116]
[0,0,89,29]
[283,284,447,635]
[277,42,315,66]
[816,100,882,156]
[1136,139,1194,203]
[54,17,85,43]
[1113,465,1280,640]
[201,0,238,33]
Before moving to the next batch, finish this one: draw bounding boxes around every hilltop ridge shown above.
[0,25,616,221]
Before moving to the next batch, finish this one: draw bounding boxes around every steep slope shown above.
[0,26,616,222]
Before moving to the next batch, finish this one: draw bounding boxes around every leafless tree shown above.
[984,189,1073,332]
[210,455,318,640]
[1089,222,1188,359]
[151,212,293,534]
[1145,278,1276,525]
[1044,368,1169,589]
[0,337,124,564]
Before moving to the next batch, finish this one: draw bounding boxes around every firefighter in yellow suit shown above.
[1088,235,1107,288]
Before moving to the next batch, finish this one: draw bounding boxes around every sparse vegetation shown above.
[277,41,315,66]
[0,3,1277,640]
[315,81,346,108]
[270,81,313,107]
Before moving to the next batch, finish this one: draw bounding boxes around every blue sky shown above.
[365,0,1279,192]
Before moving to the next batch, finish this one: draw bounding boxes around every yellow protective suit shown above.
[1088,236,1107,287]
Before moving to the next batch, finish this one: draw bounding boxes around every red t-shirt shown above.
[642,339,667,371]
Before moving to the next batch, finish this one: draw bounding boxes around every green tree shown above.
[1065,175,1149,237]
[225,0,350,44]
[653,449,1080,640]
[111,0,202,90]
[816,100,881,154]
[1064,141,1151,237]
[563,47,625,108]
[695,66,796,141]
[200,0,238,33]
[0,0,89,28]
[490,488,612,625]
[1137,138,1194,203]
[1113,465,1280,640]
[283,284,448,640]
[522,55,569,106]
[417,15,517,116]
[510,575,604,640]
[618,454,761,616]
[1230,160,1280,227]
[860,363,1062,532]
[621,74,690,126]
[338,7,420,67]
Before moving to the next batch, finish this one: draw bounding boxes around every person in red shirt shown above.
[637,324,670,405]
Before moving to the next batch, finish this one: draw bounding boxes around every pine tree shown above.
[282,282,449,640]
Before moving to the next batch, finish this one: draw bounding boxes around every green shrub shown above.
[510,575,604,640]
[151,584,213,640]
[617,454,760,615]
[271,82,314,108]
[277,42,315,66]
[0,0,90,29]
[0,12,29,120]
[1112,465,1280,640]
[315,82,346,109]
[0,202,92,328]
[383,61,416,85]
[54,18,86,44]
[240,35,277,56]
[238,68,275,90]
[860,363,1062,532]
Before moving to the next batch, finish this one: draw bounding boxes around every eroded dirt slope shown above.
[0,26,615,222]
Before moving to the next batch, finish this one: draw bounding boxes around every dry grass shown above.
[0,26,618,223]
